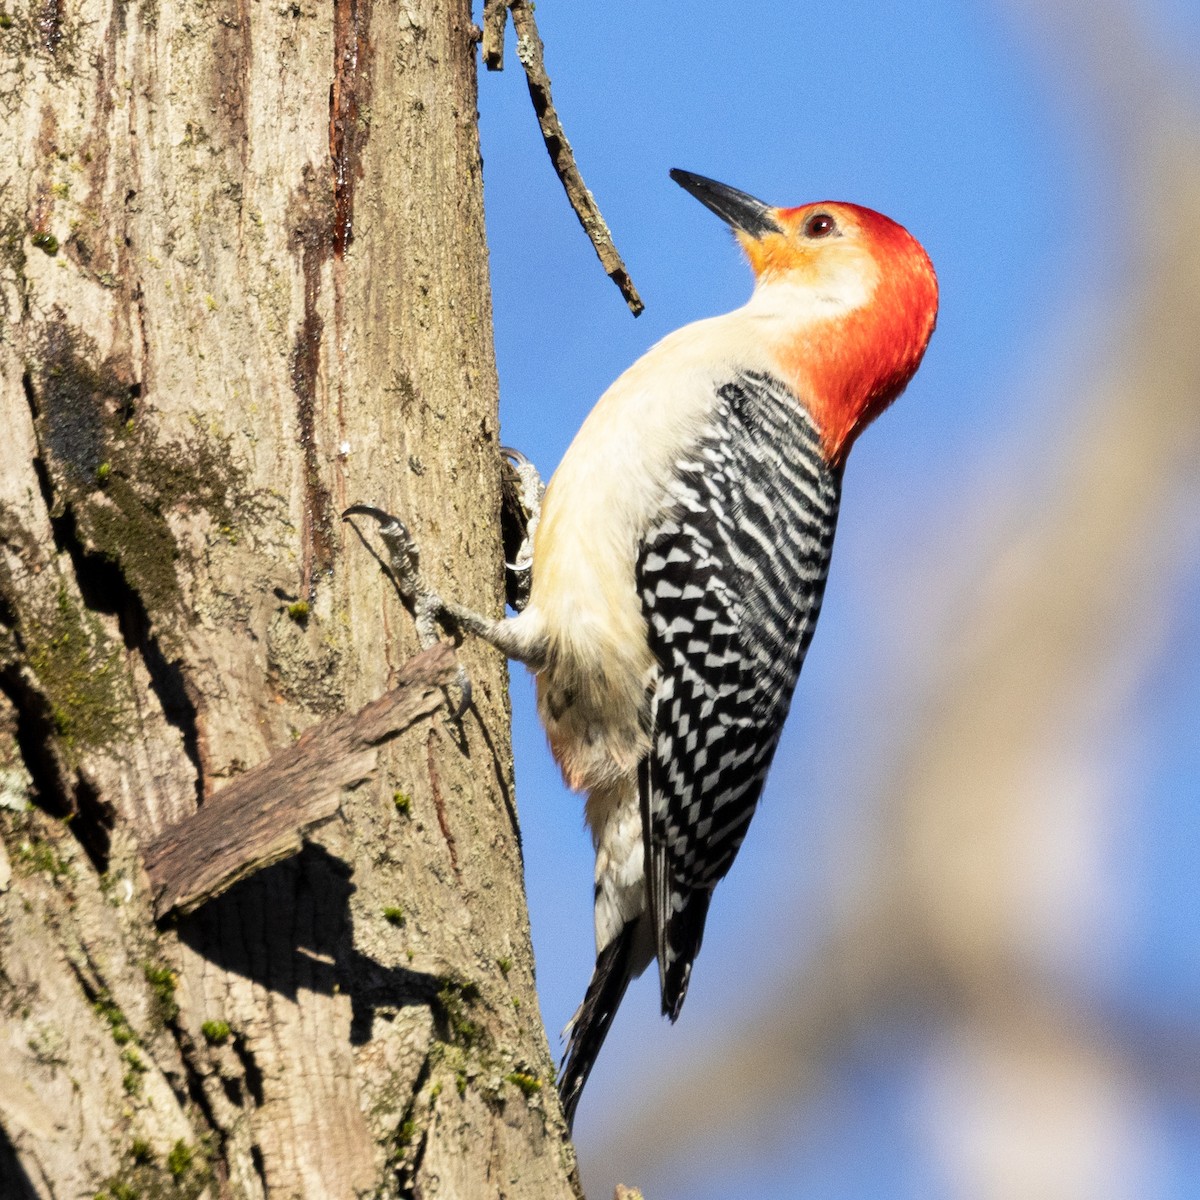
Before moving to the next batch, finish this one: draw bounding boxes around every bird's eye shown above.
[804,213,837,238]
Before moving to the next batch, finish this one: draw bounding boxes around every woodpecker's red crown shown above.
[671,169,938,463]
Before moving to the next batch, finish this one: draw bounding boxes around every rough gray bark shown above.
[0,0,582,1196]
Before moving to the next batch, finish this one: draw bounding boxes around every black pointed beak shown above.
[670,169,782,239]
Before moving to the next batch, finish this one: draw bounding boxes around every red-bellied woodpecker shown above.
[348,169,938,1128]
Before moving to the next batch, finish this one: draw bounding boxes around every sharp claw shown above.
[500,449,545,503]
[342,504,394,523]
[500,446,534,471]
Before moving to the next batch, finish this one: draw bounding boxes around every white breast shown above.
[522,310,777,793]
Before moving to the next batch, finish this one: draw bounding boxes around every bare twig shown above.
[143,643,456,917]
[508,0,644,316]
[482,0,507,70]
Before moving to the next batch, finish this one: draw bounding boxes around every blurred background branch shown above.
[582,0,1200,1194]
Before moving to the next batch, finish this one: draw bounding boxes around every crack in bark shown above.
[32,496,204,818]
[289,172,337,602]
[0,666,73,821]
[330,0,372,258]
[231,1032,266,1107]
[174,1025,234,1162]
[425,726,459,875]
[70,773,114,873]
[466,700,523,857]
[18,341,207,818]
[392,1052,435,1199]
[66,940,235,1192]
[58,501,203,804]
[249,1143,267,1191]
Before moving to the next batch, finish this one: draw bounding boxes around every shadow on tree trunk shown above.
[174,843,446,1047]
[0,1126,39,1200]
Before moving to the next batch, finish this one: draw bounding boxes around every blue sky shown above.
[476,2,1200,1195]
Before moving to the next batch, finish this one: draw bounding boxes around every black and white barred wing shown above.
[636,372,841,1019]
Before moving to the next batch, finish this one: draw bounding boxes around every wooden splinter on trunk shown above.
[143,643,456,919]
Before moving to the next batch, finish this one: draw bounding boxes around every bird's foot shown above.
[342,504,473,717]
[342,505,441,646]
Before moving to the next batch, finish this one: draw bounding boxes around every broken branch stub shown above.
[482,0,508,70]
[143,643,457,918]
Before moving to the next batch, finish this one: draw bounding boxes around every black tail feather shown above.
[660,887,713,1021]
[558,923,637,1129]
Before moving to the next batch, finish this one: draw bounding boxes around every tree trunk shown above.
[0,0,580,1196]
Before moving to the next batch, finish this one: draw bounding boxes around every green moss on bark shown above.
[30,314,251,630]
[25,585,129,756]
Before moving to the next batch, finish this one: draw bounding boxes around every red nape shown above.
[777,206,938,463]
